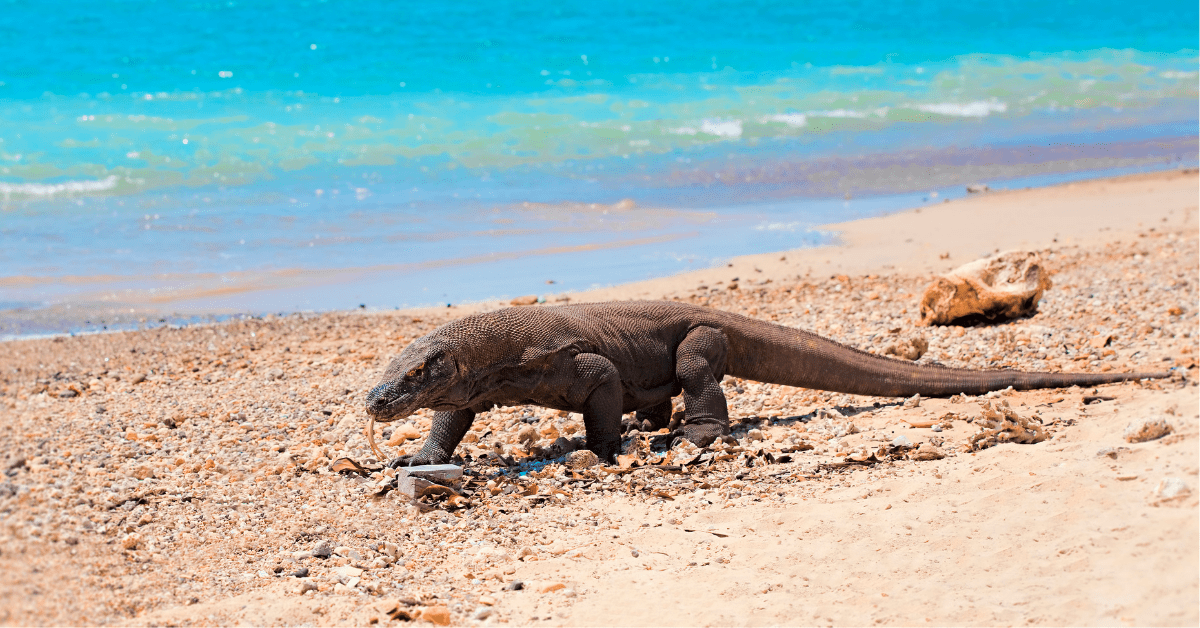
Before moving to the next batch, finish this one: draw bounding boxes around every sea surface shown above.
[1,0,1197,335]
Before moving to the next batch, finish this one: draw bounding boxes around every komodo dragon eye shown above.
[406,362,426,378]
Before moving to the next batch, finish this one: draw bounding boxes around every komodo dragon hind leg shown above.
[674,325,730,448]
[624,400,673,434]
[388,408,476,467]
[569,353,624,463]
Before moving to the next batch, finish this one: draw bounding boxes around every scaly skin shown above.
[364,301,1169,465]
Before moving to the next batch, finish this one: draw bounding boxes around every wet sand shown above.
[0,169,1196,626]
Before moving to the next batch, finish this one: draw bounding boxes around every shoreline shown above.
[0,166,1195,625]
[3,164,1196,340]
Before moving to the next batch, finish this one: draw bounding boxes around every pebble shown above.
[296,580,318,594]
[384,423,422,445]
[419,605,452,626]
[891,435,913,448]
[473,607,494,621]
[517,425,538,445]
[746,429,765,442]
[566,449,599,469]
[538,581,566,593]
[912,443,945,461]
[333,565,364,579]
[311,540,333,559]
[334,546,364,561]
[504,580,524,591]
[1123,418,1173,443]
[1155,477,1191,500]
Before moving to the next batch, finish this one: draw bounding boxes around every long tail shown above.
[716,314,1170,397]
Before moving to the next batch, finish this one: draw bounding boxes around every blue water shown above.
[0,0,1197,330]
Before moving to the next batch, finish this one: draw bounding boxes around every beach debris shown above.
[968,400,1047,450]
[966,183,989,193]
[1123,417,1173,443]
[884,335,929,361]
[398,464,463,482]
[918,250,1052,326]
[890,435,912,448]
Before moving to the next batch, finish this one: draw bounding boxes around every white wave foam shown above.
[915,100,1008,117]
[762,113,808,128]
[669,126,698,135]
[700,119,742,138]
[806,109,868,119]
[0,175,119,197]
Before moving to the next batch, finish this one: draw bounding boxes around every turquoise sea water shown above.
[0,0,1197,332]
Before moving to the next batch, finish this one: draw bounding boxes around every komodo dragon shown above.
[364,300,1168,465]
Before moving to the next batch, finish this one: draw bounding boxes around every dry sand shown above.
[0,169,1196,626]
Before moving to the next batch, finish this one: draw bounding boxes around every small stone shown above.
[562,588,577,598]
[902,394,922,409]
[912,443,945,461]
[297,580,318,594]
[891,435,913,448]
[292,550,313,560]
[566,449,599,469]
[121,534,140,550]
[333,565,365,579]
[538,582,566,593]
[831,421,858,438]
[265,368,285,380]
[966,183,989,193]
[510,295,539,306]
[384,423,422,445]
[419,606,452,626]
[517,425,538,445]
[473,607,494,621]
[931,425,943,432]
[335,546,364,561]
[746,429,765,442]
[291,567,310,578]
[478,595,496,606]
[884,337,929,361]
[517,546,538,560]
[504,580,524,591]
[1155,477,1191,500]
[1124,418,1173,443]
[311,540,333,558]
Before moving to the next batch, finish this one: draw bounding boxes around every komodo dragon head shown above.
[364,335,463,422]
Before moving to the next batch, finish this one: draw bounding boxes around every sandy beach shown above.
[0,169,1196,626]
